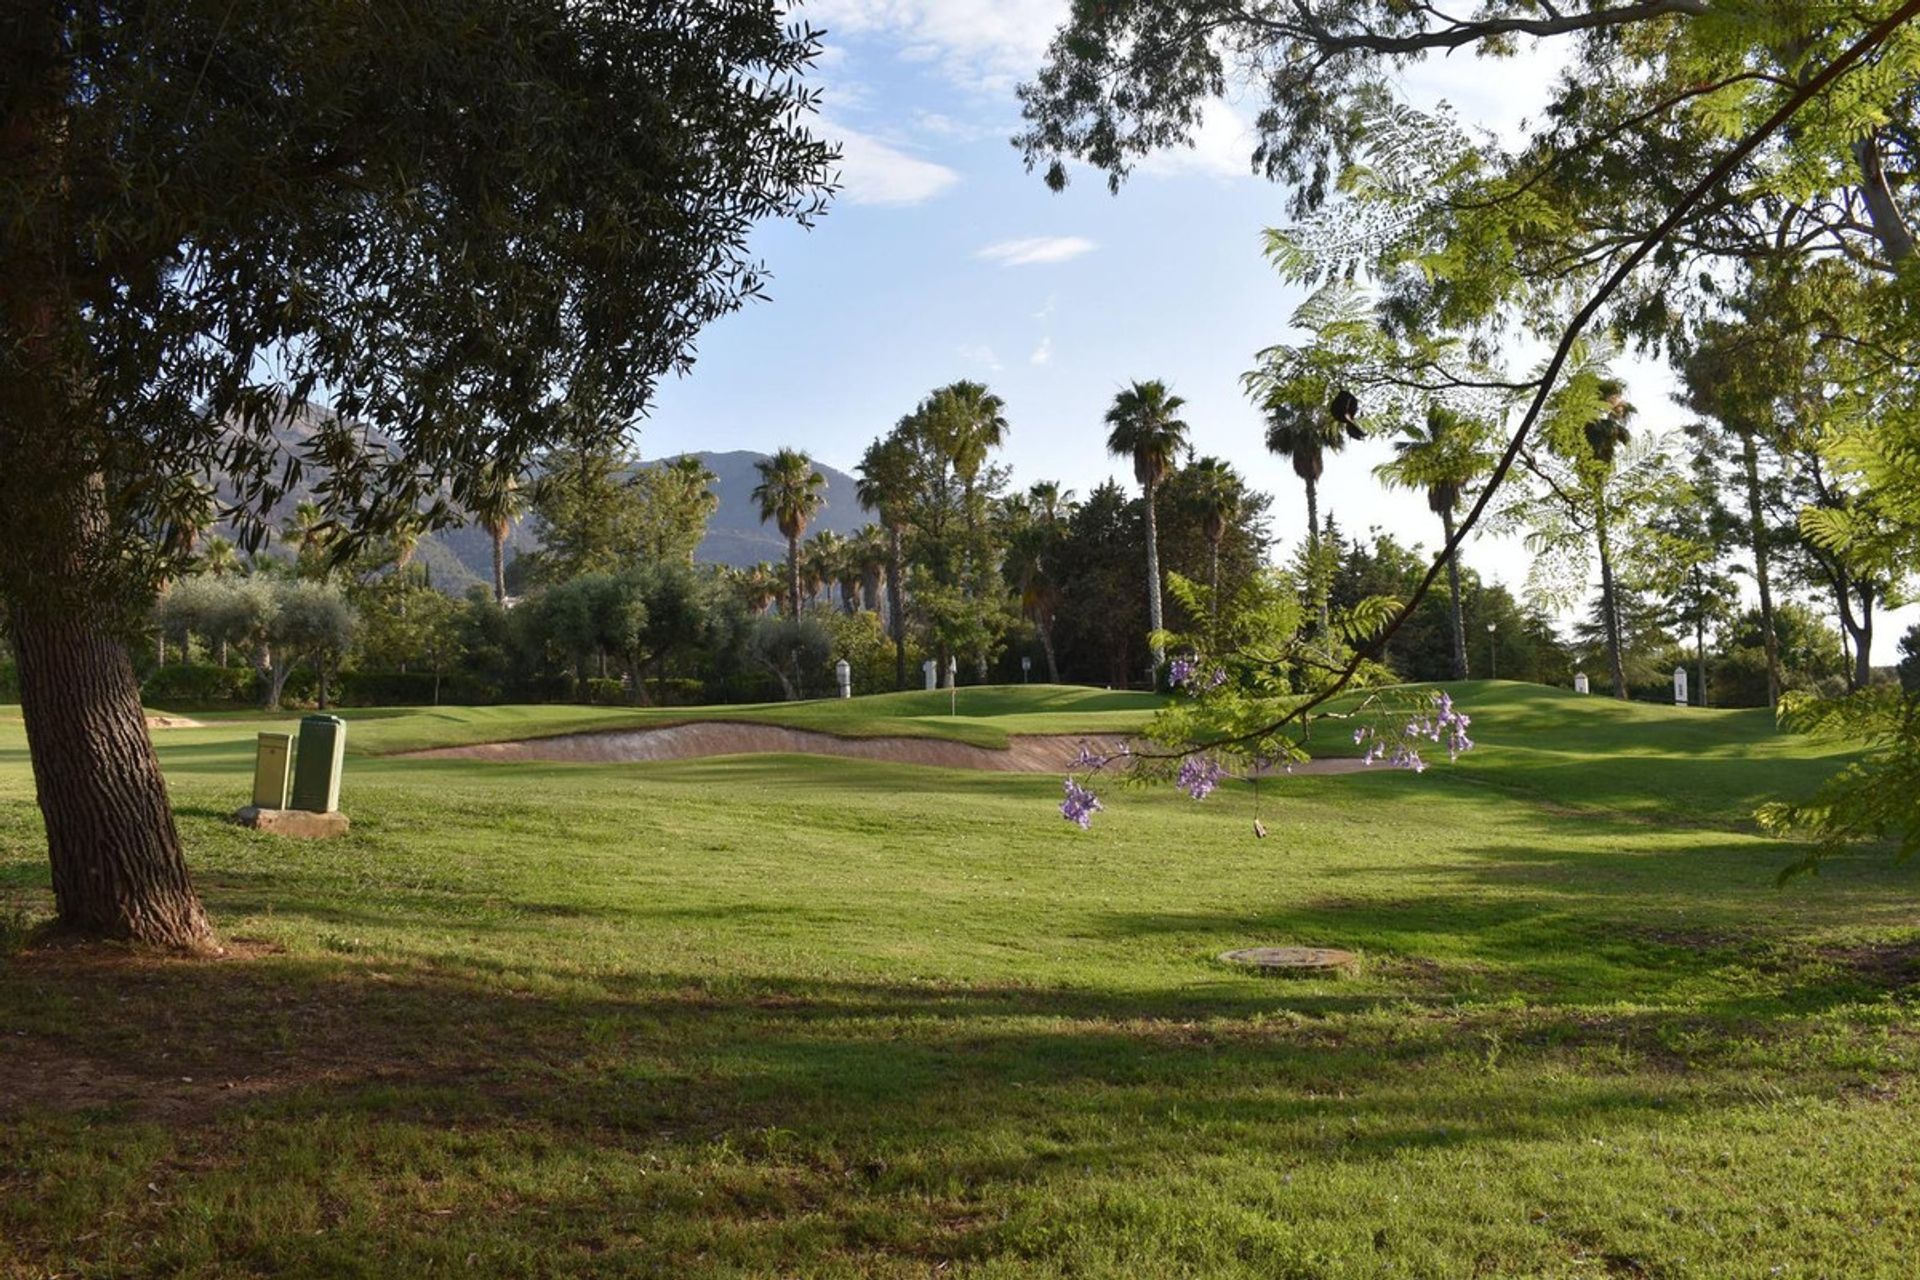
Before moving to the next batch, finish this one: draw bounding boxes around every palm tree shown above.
[1182,457,1243,626]
[1586,378,1636,700]
[928,380,1008,505]
[857,431,918,689]
[1007,482,1075,682]
[740,562,782,614]
[1263,391,1361,629]
[928,381,1009,677]
[1104,380,1190,669]
[468,460,525,604]
[1262,395,1359,554]
[199,536,242,578]
[1373,405,1495,679]
[803,529,855,612]
[753,448,827,618]
[851,525,890,615]
[281,499,335,578]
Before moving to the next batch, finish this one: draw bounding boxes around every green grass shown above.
[2,682,1916,1278]
[156,683,1162,754]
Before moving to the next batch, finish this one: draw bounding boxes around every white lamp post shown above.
[1486,621,1498,680]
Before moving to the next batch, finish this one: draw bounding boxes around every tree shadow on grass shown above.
[2,926,1912,1277]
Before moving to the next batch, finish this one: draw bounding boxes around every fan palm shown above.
[753,448,827,618]
[1104,380,1190,668]
[281,500,336,578]
[198,536,242,579]
[1006,482,1075,683]
[740,562,782,614]
[1373,405,1495,679]
[1262,397,1357,553]
[1182,456,1243,623]
[857,431,918,688]
[851,525,890,615]
[468,460,526,605]
[927,381,1008,495]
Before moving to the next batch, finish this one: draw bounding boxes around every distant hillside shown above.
[680,450,866,568]
[206,407,864,584]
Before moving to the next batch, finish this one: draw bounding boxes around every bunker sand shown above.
[398,721,1375,775]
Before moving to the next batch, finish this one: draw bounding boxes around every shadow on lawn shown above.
[3,917,1912,1275]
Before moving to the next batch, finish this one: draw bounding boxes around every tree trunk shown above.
[1838,575,1875,691]
[265,653,296,710]
[10,604,215,950]
[491,526,507,605]
[1853,131,1918,264]
[1039,619,1060,684]
[1144,478,1164,667]
[1695,607,1708,710]
[787,535,802,619]
[1740,431,1782,707]
[1305,476,1328,631]
[317,656,330,710]
[1440,507,1467,680]
[1595,510,1629,700]
[888,526,907,691]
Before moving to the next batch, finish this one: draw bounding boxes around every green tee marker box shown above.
[291,715,346,813]
[252,733,294,809]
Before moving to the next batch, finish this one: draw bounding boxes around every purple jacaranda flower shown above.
[1060,778,1103,829]
[1169,656,1197,689]
[1177,754,1224,801]
[1208,667,1229,690]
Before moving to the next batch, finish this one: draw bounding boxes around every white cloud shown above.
[1029,337,1053,366]
[976,236,1097,266]
[956,343,1003,372]
[831,124,960,206]
[1135,100,1256,182]
[804,0,1067,94]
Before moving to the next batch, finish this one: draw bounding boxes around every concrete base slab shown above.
[232,806,351,838]
[1219,946,1359,978]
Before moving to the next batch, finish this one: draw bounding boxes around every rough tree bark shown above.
[11,603,212,949]
[1,14,213,948]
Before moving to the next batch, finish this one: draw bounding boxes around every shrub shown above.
[142,663,259,706]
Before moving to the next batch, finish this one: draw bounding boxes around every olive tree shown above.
[0,2,835,947]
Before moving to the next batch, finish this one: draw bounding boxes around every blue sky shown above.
[645,1,1913,663]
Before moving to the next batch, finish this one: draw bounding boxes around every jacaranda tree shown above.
[0,1,836,948]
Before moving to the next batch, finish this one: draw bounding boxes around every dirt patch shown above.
[398,722,1382,775]
[0,941,465,1126]
[1818,939,1920,989]
[145,714,205,729]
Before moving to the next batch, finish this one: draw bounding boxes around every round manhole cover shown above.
[1219,946,1358,977]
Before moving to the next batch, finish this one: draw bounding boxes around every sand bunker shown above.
[400,721,1377,775]
[145,714,205,730]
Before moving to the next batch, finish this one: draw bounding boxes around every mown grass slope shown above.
[1,683,1914,1278]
